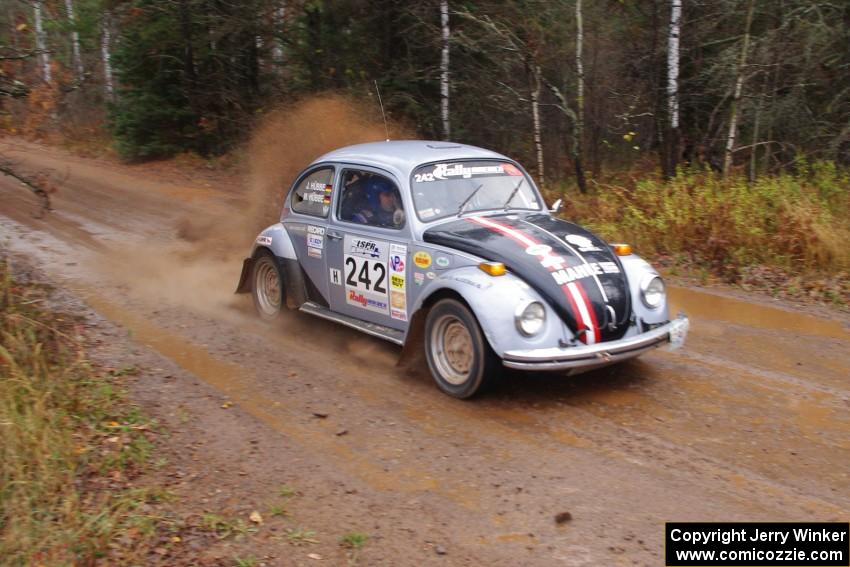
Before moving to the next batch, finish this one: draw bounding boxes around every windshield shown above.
[411,160,542,222]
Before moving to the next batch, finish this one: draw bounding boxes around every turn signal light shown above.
[478,262,507,276]
[612,243,633,256]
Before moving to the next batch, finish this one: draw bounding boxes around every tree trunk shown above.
[101,10,114,100]
[272,2,286,66]
[33,0,51,83]
[663,0,682,179]
[749,72,767,184]
[64,0,84,80]
[530,64,544,187]
[722,0,755,177]
[574,0,586,192]
[440,0,451,140]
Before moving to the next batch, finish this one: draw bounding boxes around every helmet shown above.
[365,176,394,206]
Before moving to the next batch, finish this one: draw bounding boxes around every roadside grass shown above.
[0,259,160,564]
[553,162,850,305]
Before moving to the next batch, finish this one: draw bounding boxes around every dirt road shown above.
[2,139,849,566]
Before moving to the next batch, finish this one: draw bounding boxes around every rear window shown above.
[290,167,334,218]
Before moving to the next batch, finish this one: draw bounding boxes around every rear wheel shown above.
[252,252,283,321]
[424,299,499,399]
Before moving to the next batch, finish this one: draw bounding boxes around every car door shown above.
[282,165,336,307]
[325,167,410,331]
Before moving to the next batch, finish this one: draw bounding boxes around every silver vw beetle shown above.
[236,141,689,398]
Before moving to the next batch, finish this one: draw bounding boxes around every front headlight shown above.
[515,300,546,336]
[640,275,666,309]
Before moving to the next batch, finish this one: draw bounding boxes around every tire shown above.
[251,252,284,321]
[424,298,500,399]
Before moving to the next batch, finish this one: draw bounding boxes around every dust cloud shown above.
[95,94,411,356]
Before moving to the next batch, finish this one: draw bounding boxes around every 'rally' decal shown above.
[468,216,601,344]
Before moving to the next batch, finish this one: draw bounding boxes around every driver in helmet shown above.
[357,177,404,228]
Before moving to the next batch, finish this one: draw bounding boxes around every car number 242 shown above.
[345,256,388,294]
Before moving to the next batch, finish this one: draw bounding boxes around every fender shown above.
[619,253,669,325]
[235,223,308,309]
[409,266,570,357]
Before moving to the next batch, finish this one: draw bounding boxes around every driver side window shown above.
[338,170,405,229]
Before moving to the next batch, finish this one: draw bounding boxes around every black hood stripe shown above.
[517,218,610,304]
[467,216,601,344]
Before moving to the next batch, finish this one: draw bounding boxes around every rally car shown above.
[236,141,689,398]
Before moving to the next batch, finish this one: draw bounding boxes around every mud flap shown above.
[235,258,255,294]
[397,307,427,369]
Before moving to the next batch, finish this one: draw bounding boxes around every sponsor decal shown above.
[431,163,503,181]
[390,308,408,322]
[564,234,601,252]
[525,244,552,256]
[435,256,451,268]
[388,243,408,321]
[256,235,273,246]
[329,268,342,285]
[347,290,388,313]
[414,162,523,183]
[390,292,406,309]
[414,272,425,285]
[453,276,491,290]
[419,207,435,219]
[552,261,620,285]
[467,216,602,345]
[307,234,324,250]
[348,237,384,259]
[307,246,322,259]
[413,251,432,269]
[307,225,325,235]
[502,163,523,176]
[426,271,436,280]
[389,243,406,273]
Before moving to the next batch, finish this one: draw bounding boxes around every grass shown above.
[285,527,319,545]
[551,161,850,304]
[0,259,159,564]
[340,531,369,565]
[199,513,256,540]
[340,531,369,549]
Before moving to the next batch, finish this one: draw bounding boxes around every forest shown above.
[2,0,850,292]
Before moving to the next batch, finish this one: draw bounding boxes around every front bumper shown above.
[501,314,689,371]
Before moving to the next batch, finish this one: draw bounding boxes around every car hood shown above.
[423,212,631,344]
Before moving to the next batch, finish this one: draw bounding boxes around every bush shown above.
[559,163,850,279]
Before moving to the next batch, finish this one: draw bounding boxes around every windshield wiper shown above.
[456,183,484,217]
[502,178,525,210]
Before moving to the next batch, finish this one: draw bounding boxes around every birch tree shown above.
[101,10,114,99]
[573,0,586,193]
[64,0,83,80]
[664,0,681,178]
[33,0,51,83]
[722,0,755,177]
[440,0,450,140]
[272,2,286,66]
[530,62,543,186]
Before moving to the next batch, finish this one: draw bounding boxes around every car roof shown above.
[310,140,511,177]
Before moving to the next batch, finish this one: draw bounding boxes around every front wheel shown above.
[424,299,500,399]
[252,253,284,321]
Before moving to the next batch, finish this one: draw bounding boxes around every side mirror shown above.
[549,198,563,214]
